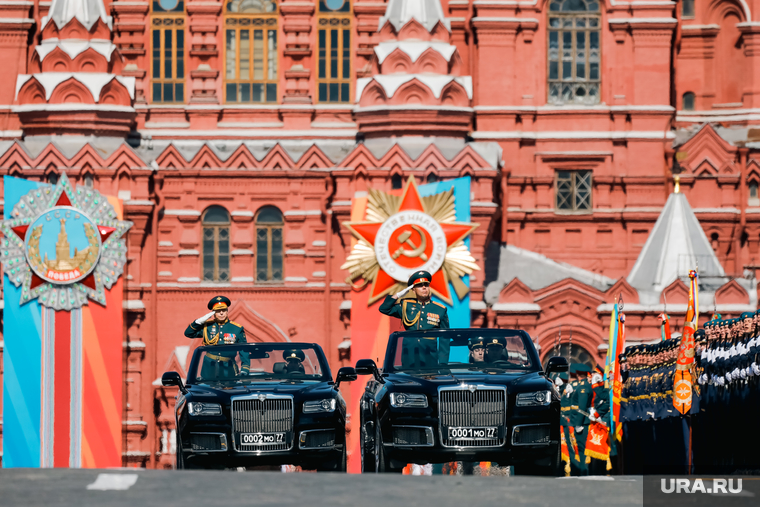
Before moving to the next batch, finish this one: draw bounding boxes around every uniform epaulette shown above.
[431,301,446,308]
[229,321,243,328]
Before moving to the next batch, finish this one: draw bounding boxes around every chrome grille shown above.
[439,386,506,448]
[232,396,293,452]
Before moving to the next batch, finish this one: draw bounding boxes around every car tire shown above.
[513,443,561,477]
[375,420,403,474]
[360,420,375,473]
[316,444,347,472]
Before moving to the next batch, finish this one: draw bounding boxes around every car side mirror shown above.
[335,367,357,389]
[355,359,385,383]
[162,371,187,394]
[545,356,569,374]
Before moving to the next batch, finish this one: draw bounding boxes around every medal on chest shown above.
[426,312,440,326]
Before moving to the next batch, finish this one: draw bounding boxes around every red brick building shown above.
[0,0,759,468]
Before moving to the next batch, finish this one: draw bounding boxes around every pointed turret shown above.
[14,0,135,137]
[627,192,725,294]
[354,0,472,137]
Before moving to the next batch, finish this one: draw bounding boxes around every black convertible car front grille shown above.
[439,387,506,447]
[232,397,293,452]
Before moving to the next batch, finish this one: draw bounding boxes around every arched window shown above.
[256,206,283,282]
[225,0,279,103]
[202,206,230,282]
[426,173,439,184]
[391,173,403,190]
[83,174,94,188]
[682,92,695,111]
[548,0,600,105]
[151,0,186,103]
[317,0,352,103]
[47,173,59,185]
[543,343,596,372]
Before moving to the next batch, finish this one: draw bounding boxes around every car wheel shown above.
[375,420,403,474]
[360,420,375,473]
[513,443,561,477]
[175,435,185,470]
[316,444,347,472]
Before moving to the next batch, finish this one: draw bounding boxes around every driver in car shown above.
[185,296,250,378]
[485,336,509,363]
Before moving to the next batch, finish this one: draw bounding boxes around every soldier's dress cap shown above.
[559,372,569,381]
[468,336,486,350]
[741,312,754,320]
[485,336,507,347]
[695,329,705,340]
[283,349,306,362]
[208,295,231,311]
[408,270,432,287]
[570,363,593,374]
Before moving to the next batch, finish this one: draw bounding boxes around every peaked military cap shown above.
[559,372,569,381]
[485,336,507,347]
[283,349,305,362]
[208,295,231,311]
[408,270,432,287]
[468,336,486,350]
[741,312,754,320]
[570,363,592,374]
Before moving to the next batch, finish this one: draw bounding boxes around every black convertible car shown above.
[162,342,356,470]
[356,329,568,475]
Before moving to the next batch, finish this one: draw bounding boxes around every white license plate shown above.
[447,427,497,439]
[240,432,286,445]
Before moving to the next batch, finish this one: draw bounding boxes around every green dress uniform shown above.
[185,296,250,378]
[569,364,592,476]
[378,270,450,330]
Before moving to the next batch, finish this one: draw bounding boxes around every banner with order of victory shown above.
[2,173,132,468]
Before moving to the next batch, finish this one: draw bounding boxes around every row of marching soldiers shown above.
[556,364,617,476]
[583,311,760,474]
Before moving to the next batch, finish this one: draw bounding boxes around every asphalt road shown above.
[0,469,645,507]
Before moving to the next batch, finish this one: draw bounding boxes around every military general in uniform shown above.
[379,270,450,330]
[185,296,250,378]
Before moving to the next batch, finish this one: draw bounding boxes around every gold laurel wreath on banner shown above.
[342,185,479,304]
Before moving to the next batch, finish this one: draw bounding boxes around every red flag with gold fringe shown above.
[673,270,698,415]
[585,421,611,461]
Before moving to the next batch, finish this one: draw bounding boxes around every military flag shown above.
[659,313,671,342]
[673,269,698,414]
[604,299,618,386]
[610,311,625,441]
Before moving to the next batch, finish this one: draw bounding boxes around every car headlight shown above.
[303,398,336,413]
[390,392,428,408]
[516,390,552,407]
[187,402,222,416]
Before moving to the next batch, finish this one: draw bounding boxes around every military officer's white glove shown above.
[752,363,760,375]
[393,285,414,299]
[698,374,707,385]
[554,377,564,387]
[564,384,574,396]
[732,367,741,379]
[726,372,732,382]
[740,368,748,379]
[575,426,584,433]
[195,311,215,325]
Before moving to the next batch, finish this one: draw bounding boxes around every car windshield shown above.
[385,329,537,374]
[189,343,330,385]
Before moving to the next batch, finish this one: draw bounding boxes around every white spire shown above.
[379,0,451,32]
[627,192,725,293]
[42,0,112,31]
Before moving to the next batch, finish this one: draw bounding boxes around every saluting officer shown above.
[185,296,250,378]
[379,270,449,330]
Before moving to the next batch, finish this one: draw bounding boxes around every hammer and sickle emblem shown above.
[392,225,428,261]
